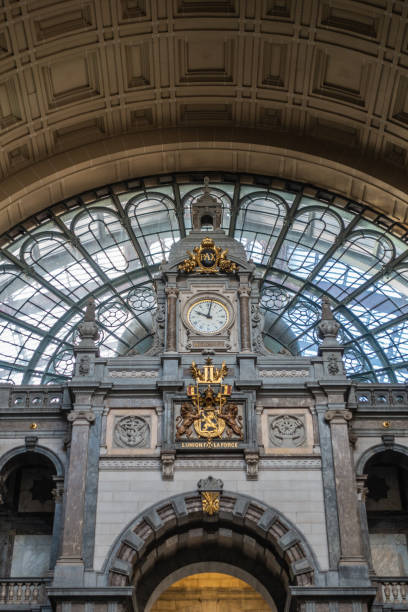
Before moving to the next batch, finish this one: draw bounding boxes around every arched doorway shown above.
[149,570,274,611]
[105,490,318,612]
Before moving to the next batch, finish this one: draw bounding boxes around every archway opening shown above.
[364,450,408,576]
[149,571,274,611]
[0,452,56,578]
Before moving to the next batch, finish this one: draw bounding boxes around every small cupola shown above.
[191,177,222,231]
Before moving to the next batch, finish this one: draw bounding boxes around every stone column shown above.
[165,287,179,352]
[325,409,365,566]
[49,477,64,569]
[58,410,95,563]
[238,287,251,352]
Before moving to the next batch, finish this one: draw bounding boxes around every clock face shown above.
[187,299,229,334]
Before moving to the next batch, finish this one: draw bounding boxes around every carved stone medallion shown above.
[269,415,305,448]
[113,416,150,448]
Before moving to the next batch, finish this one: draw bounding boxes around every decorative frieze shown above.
[259,369,309,377]
[99,457,322,470]
[109,370,158,378]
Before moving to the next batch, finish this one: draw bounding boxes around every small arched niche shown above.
[0,451,57,578]
[147,566,275,612]
[364,449,408,576]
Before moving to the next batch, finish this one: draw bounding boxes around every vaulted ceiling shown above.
[0,0,408,234]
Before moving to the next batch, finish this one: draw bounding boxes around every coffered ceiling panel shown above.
[0,0,407,231]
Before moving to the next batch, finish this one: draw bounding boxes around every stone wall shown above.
[94,462,329,571]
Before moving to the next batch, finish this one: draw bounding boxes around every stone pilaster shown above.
[165,287,179,352]
[325,409,366,569]
[54,408,95,583]
[238,287,251,352]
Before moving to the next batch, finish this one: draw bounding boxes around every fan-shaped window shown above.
[275,207,343,278]
[126,193,179,264]
[22,233,97,300]
[235,193,287,264]
[0,175,408,383]
[72,208,136,278]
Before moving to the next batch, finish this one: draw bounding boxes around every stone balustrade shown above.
[375,579,408,603]
[0,579,49,605]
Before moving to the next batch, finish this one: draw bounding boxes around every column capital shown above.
[325,409,352,424]
[165,287,179,297]
[238,287,251,298]
[67,410,95,425]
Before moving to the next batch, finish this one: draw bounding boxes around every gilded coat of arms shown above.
[178,237,238,274]
[175,358,243,441]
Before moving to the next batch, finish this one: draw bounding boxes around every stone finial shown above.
[84,296,96,322]
[77,297,99,347]
[317,296,340,345]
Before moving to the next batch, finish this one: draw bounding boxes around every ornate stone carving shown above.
[161,452,175,480]
[259,369,309,377]
[146,303,165,355]
[67,410,95,425]
[197,476,223,514]
[178,237,238,274]
[327,353,339,375]
[113,416,150,448]
[197,475,224,492]
[251,303,268,355]
[245,451,259,480]
[78,355,90,376]
[109,370,158,378]
[269,415,306,447]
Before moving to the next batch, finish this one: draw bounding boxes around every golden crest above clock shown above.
[178,237,238,275]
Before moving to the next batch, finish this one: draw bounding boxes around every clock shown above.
[187,299,229,335]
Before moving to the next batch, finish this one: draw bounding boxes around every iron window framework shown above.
[1,173,408,384]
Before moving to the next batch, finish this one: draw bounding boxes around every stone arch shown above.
[355,442,408,475]
[0,128,407,235]
[104,490,319,612]
[0,444,64,479]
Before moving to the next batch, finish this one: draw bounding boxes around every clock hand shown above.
[207,300,213,317]
[196,311,212,319]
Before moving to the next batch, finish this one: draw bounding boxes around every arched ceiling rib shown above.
[0,1,408,232]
